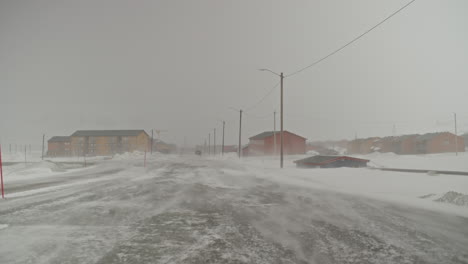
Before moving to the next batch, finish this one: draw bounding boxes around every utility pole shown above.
[454,113,458,156]
[41,134,45,160]
[258,68,285,165]
[213,128,216,155]
[273,111,276,156]
[208,133,211,155]
[0,144,4,199]
[222,121,225,156]
[238,109,243,158]
[280,72,284,168]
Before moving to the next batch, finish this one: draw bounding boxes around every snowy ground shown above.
[238,154,468,216]
[360,151,468,171]
[0,152,467,263]
[1,150,110,163]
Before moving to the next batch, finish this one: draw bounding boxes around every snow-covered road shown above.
[0,155,467,263]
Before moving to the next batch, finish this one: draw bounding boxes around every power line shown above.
[285,0,417,78]
[244,82,280,112]
[244,112,274,120]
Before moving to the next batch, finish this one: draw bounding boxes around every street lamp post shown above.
[259,69,284,168]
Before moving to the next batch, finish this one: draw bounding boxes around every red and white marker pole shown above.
[0,144,4,199]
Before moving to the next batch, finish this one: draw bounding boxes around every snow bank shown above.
[2,161,64,180]
[435,191,468,207]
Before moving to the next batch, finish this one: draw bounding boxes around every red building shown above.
[245,131,306,156]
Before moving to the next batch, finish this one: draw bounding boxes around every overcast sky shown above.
[1,0,468,148]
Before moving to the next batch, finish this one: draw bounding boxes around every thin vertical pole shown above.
[213,128,216,155]
[0,144,4,199]
[42,134,45,160]
[144,149,147,167]
[208,133,211,155]
[274,111,276,156]
[151,129,154,154]
[454,113,458,156]
[222,121,225,156]
[280,72,284,168]
[238,110,243,158]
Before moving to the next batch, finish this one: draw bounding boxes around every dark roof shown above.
[294,155,369,165]
[249,130,306,140]
[48,136,71,142]
[71,130,147,137]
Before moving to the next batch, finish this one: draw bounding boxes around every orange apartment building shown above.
[47,136,72,156]
[347,132,464,155]
[415,132,465,154]
[70,130,150,156]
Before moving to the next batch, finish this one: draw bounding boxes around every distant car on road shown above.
[195,150,202,156]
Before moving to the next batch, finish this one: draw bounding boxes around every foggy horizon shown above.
[1,0,468,147]
[1,2,468,263]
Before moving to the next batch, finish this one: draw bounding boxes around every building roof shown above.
[294,155,369,165]
[249,130,306,140]
[71,130,147,137]
[416,132,451,142]
[349,137,381,144]
[48,136,71,142]
[378,134,418,143]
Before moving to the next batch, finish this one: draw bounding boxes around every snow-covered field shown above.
[0,152,467,263]
[362,151,468,171]
[233,154,468,217]
[1,150,111,163]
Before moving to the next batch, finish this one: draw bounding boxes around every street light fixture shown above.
[259,69,284,168]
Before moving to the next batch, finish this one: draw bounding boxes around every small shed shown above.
[294,155,370,168]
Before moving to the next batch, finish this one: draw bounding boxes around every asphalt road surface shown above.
[0,156,467,264]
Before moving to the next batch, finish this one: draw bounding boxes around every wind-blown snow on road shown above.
[0,154,467,263]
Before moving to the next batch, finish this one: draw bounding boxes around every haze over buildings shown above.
[1,0,468,147]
